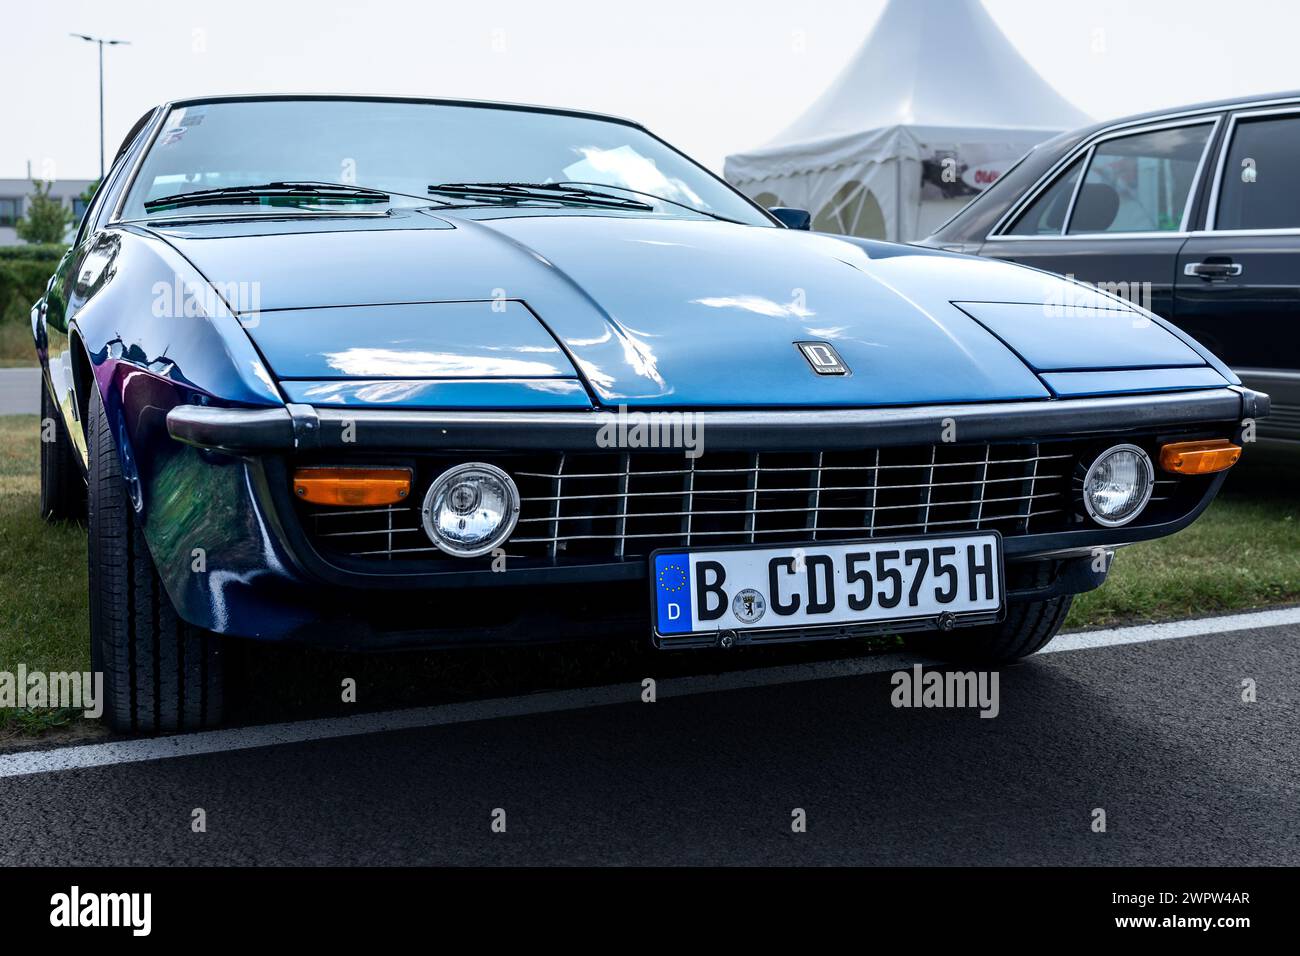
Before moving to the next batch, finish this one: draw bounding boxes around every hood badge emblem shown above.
[795,341,849,376]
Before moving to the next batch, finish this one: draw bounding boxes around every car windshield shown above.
[119,98,771,225]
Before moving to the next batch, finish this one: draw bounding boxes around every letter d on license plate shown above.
[651,533,1002,646]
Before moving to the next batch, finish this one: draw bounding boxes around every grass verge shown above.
[0,321,37,366]
[0,414,89,741]
[1067,490,1299,628]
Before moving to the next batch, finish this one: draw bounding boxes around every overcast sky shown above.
[3,0,1297,181]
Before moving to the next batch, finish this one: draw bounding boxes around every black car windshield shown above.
[120,98,771,225]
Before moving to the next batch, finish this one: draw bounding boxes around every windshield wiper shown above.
[143,181,392,212]
[554,181,748,225]
[427,182,654,212]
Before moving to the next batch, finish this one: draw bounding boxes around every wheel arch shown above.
[69,329,95,438]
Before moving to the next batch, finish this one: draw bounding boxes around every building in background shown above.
[0,178,95,244]
[724,0,1089,242]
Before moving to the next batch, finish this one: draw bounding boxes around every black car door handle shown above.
[1184,260,1243,279]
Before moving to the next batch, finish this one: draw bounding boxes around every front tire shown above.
[907,593,1073,663]
[87,386,224,732]
[39,378,86,523]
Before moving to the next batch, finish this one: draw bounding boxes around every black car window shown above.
[78,122,152,245]
[1004,155,1084,236]
[1215,114,1300,230]
[1067,124,1212,234]
[0,196,21,228]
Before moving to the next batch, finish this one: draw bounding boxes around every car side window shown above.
[70,172,117,250]
[1066,124,1212,234]
[1214,114,1300,230]
[1004,156,1084,236]
[76,109,158,243]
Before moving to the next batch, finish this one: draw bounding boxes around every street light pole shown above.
[98,40,104,180]
[69,33,131,181]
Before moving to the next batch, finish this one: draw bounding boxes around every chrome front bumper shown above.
[166,387,1267,454]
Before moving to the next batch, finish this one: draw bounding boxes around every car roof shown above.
[923,89,1300,244]
[1073,89,1300,137]
[158,93,646,129]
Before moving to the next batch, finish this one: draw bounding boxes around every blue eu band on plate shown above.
[652,533,1003,643]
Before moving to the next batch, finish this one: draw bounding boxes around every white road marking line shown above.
[1045,606,1300,653]
[0,368,42,416]
[0,652,919,779]
[1,606,1296,779]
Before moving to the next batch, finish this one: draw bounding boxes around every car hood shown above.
[148,210,1219,408]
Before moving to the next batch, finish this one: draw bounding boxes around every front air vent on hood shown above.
[244,300,577,381]
[952,301,1207,372]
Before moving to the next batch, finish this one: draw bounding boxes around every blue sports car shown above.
[34,95,1266,732]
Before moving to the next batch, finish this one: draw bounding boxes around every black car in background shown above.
[920,91,1299,448]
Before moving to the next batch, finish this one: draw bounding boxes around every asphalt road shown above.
[0,367,40,415]
[1,619,1295,866]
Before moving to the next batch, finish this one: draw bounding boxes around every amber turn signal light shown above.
[293,467,412,506]
[1158,439,1241,475]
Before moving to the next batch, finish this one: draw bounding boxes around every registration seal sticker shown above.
[731,588,767,624]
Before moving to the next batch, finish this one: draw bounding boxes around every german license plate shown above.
[650,533,1003,644]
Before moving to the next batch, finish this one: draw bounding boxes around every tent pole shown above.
[895,159,902,242]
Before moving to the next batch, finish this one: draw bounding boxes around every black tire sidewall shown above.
[86,385,134,728]
[39,376,85,523]
[86,385,224,732]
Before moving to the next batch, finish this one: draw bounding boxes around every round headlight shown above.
[421,463,520,557]
[1082,444,1154,527]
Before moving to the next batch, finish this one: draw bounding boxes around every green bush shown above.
[0,254,57,323]
[0,244,66,263]
[0,245,65,363]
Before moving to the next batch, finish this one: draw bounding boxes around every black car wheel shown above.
[87,386,224,732]
[907,595,1072,663]
[905,564,1072,662]
[39,378,86,523]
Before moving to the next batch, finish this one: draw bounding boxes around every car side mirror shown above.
[769,207,811,231]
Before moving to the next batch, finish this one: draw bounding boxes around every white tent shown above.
[724,0,1090,242]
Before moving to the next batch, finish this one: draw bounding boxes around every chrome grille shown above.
[299,442,1081,563]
